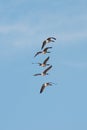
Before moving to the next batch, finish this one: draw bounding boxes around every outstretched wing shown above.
[48,37,56,40]
[40,84,46,93]
[41,40,46,50]
[47,82,53,86]
[43,56,50,64]
[33,73,41,76]
[43,65,52,73]
[34,51,42,57]
[43,47,52,51]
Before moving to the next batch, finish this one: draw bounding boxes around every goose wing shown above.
[43,65,52,73]
[40,84,46,93]
[48,37,56,40]
[33,73,41,76]
[34,51,42,57]
[41,40,46,49]
[43,56,50,64]
[43,47,52,51]
[47,82,53,86]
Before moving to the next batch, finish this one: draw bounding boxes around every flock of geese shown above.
[33,37,56,93]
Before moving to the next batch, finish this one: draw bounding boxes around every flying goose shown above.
[34,47,52,57]
[32,56,50,67]
[41,37,56,49]
[33,65,52,76]
[40,82,55,93]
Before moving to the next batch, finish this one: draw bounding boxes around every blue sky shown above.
[0,0,87,130]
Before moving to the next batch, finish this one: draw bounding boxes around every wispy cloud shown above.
[0,24,27,34]
[58,31,87,43]
[0,0,87,50]
[0,23,87,50]
[61,61,87,69]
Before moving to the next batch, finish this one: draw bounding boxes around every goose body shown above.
[32,56,50,67]
[33,65,52,76]
[41,37,56,49]
[40,82,55,93]
[34,47,52,57]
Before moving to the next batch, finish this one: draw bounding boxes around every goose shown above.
[40,82,55,93]
[32,56,50,67]
[41,37,56,49]
[34,47,52,57]
[33,65,52,76]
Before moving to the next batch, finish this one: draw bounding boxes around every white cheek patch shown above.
[42,51,45,54]
[46,40,49,43]
[44,83,47,86]
[42,64,44,66]
[42,73,45,76]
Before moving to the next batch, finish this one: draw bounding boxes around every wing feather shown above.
[41,41,46,49]
[40,84,45,93]
[48,37,56,40]
[33,73,41,76]
[43,56,50,64]
[43,65,52,73]
[43,47,52,51]
[34,51,42,57]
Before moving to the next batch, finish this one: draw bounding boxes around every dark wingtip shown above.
[50,65,52,67]
[40,91,42,94]
[40,89,43,93]
[51,37,56,40]
[34,54,37,57]
[41,44,44,49]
